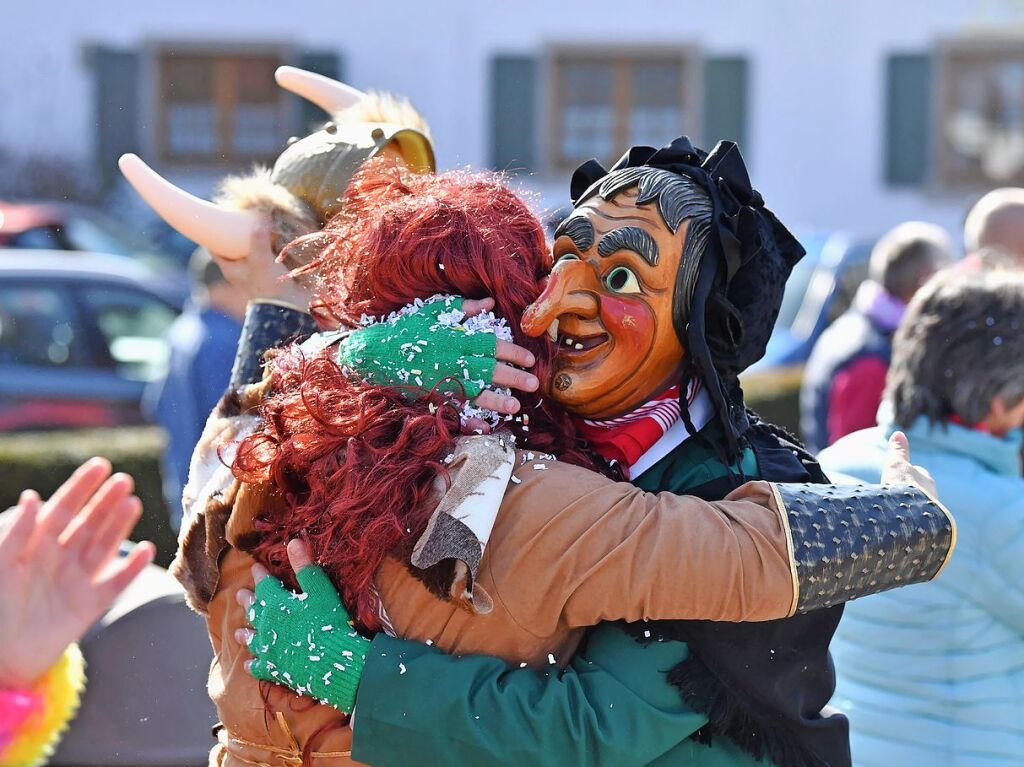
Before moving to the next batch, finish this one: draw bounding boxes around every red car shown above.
[0,201,175,271]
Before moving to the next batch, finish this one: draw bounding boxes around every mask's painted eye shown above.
[554,253,580,266]
[605,266,641,294]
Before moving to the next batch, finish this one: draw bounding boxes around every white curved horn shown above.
[275,65,365,114]
[118,154,258,261]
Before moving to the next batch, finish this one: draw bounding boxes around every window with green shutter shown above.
[935,41,1024,187]
[295,51,343,132]
[154,46,289,167]
[490,55,537,173]
[885,53,932,186]
[702,56,749,153]
[93,47,141,188]
[544,48,695,172]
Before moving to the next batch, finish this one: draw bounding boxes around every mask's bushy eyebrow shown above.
[597,226,659,266]
[554,215,595,251]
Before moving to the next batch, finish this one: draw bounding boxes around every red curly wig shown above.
[233,159,602,630]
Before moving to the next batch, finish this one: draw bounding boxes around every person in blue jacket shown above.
[819,269,1024,766]
[144,247,245,530]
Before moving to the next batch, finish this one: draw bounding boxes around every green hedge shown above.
[742,365,804,439]
[0,427,177,567]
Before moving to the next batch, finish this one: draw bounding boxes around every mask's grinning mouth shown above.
[556,331,609,352]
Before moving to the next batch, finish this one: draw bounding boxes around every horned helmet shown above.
[120,66,435,267]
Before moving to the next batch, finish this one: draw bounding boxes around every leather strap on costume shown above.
[230,300,318,389]
[772,483,956,614]
[218,711,350,766]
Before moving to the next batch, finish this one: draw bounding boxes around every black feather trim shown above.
[665,653,829,767]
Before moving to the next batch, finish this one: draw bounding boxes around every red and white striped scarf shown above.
[575,380,701,472]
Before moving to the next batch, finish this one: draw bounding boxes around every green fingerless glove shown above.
[247,565,370,715]
[338,295,499,398]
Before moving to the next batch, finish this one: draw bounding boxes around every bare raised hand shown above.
[0,458,155,688]
[881,431,938,498]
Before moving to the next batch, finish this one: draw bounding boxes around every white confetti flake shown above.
[533,463,547,471]
[548,653,556,665]
[510,475,522,485]
[399,663,407,675]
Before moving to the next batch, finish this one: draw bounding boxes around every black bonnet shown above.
[570,137,805,456]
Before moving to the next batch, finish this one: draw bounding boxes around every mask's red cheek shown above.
[599,295,654,348]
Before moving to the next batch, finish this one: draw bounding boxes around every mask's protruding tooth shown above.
[546,318,559,342]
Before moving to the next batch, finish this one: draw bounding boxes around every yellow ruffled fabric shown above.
[1,645,86,767]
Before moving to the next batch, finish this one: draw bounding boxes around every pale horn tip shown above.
[274,65,365,113]
[117,152,257,261]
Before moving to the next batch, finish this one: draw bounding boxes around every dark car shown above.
[0,251,186,431]
[741,232,875,436]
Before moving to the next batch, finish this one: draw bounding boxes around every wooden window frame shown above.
[543,45,699,175]
[151,43,292,168]
[935,38,1024,188]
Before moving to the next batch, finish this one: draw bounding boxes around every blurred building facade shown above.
[5,0,1024,241]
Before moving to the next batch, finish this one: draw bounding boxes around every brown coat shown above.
[178,435,797,767]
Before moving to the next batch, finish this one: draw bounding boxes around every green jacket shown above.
[352,425,768,767]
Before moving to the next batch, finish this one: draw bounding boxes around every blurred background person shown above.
[144,247,245,531]
[819,270,1024,767]
[0,458,153,767]
[963,187,1024,270]
[801,222,953,453]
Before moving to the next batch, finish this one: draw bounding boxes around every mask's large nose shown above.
[521,260,600,338]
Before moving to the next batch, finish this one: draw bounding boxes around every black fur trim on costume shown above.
[666,652,828,767]
[616,416,850,767]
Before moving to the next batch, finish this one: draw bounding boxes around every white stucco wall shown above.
[4,0,1024,242]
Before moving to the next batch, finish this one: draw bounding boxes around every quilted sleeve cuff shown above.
[0,644,86,767]
[770,483,956,615]
[229,300,318,388]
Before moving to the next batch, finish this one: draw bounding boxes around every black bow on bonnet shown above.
[570,136,806,458]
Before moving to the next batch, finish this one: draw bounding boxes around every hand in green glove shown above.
[338,295,539,415]
[235,540,369,715]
